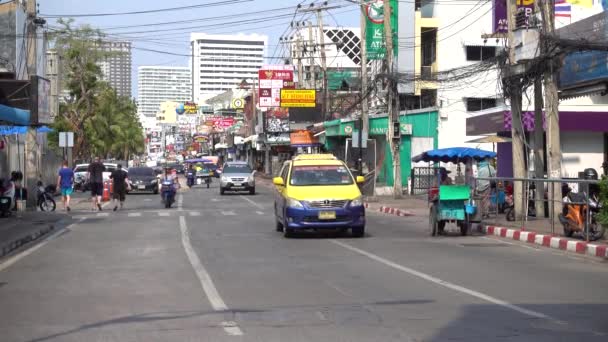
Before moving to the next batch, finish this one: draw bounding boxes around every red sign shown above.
[258,65,295,108]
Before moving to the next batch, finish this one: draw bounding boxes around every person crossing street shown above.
[110,164,130,211]
[88,157,106,211]
[56,160,74,212]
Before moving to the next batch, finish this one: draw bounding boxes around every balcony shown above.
[420,66,437,81]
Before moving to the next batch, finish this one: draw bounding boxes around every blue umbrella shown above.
[37,126,53,133]
[412,147,496,163]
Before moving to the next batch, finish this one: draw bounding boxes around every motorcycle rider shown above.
[186,164,196,187]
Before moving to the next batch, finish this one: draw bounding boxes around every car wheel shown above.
[352,226,365,238]
[220,187,225,195]
[249,187,255,195]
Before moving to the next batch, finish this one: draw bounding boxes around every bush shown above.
[598,176,608,226]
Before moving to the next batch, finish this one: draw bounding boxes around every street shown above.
[1,183,608,342]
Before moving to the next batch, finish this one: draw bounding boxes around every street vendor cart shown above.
[412,147,497,237]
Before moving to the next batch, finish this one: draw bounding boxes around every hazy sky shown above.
[40,0,360,97]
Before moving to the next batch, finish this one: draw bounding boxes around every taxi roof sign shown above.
[293,154,338,161]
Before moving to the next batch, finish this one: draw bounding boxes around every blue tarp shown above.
[0,125,53,135]
[0,104,30,125]
[185,158,213,163]
[412,147,496,163]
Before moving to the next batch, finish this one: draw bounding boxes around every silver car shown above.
[220,162,255,195]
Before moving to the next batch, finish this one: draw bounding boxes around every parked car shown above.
[73,163,90,192]
[219,162,255,195]
[273,154,366,238]
[126,167,158,194]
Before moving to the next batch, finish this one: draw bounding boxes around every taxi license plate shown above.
[138,185,146,190]
[318,211,336,220]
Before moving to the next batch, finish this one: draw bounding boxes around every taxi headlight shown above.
[287,197,304,208]
[350,196,363,207]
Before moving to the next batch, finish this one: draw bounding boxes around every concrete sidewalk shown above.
[0,211,69,259]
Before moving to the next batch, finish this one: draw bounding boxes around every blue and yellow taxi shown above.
[273,154,366,237]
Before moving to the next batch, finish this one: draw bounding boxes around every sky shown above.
[40,0,361,98]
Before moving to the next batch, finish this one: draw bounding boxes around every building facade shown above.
[98,41,132,98]
[137,66,192,126]
[190,33,267,104]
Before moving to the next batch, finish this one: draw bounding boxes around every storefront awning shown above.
[0,104,30,125]
[214,143,228,149]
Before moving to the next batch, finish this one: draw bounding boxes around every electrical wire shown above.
[40,0,254,18]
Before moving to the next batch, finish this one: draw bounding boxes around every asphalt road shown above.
[1,182,608,341]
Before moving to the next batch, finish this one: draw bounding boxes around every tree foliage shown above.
[48,19,144,161]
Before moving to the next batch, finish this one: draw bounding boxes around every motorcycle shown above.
[186,170,196,188]
[559,189,605,241]
[196,169,213,189]
[37,181,56,212]
[160,179,176,208]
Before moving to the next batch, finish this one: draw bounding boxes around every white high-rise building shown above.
[190,33,267,104]
[137,66,192,124]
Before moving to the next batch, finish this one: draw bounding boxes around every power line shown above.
[40,0,253,18]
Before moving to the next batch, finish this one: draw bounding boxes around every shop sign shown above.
[280,89,316,108]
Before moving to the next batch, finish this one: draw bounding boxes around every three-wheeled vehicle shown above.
[412,147,497,237]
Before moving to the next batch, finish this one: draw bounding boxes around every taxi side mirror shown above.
[273,177,285,186]
[356,176,365,184]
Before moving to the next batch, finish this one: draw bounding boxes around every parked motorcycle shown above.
[160,179,176,208]
[558,168,604,241]
[37,181,56,212]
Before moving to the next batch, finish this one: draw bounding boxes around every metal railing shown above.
[474,176,601,242]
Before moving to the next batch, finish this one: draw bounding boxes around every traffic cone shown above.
[102,181,111,202]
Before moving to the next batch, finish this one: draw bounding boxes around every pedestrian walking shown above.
[88,157,106,211]
[110,164,130,211]
[57,160,74,212]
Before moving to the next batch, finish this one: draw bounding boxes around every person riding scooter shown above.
[186,164,196,188]
[160,167,179,208]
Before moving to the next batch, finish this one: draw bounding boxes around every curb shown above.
[484,225,608,259]
[364,203,414,217]
[0,223,56,259]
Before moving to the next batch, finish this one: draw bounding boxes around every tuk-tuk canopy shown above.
[412,147,496,164]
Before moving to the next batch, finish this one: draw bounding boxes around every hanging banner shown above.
[364,0,398,60]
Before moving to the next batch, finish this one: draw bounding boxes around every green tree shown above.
[48,20,144,161]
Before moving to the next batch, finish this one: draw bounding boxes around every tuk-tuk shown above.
[412,147,497,236]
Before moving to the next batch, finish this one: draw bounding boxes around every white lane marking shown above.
[179,216,243,336]
[0,218,85,272]
[178,194,183,211]
[480,236,540,251]
[128,212,142,217]
[144,199,152,202]
[158,212,170,217]
[211,198,220,202]
[330,239,553,320]
[221,321,243,336]
[239,195,263,209]
[96,212,109,217]
[255,211,264,215]
[189,211,201,216]
[220,211,236,216]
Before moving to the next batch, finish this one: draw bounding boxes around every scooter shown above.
[37,181,56,212]
[186,170,196,188]
[160,179,176,208]
[203,172,212,189]
[559,190,605,241]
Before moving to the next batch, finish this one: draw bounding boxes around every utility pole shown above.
[506,0,526,220]
[540,0,562,223]
[315,10,330,120]
[533,78,545,218]
[25,0,39,208]
[295,33,304,89]
[359,0,369,177]
[384,0,401,198]
[308,21,316,90]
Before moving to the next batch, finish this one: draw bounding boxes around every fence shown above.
[474,176,602,242]
[411,166,439,195]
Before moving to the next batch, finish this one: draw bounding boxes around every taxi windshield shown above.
[290,165,353,186]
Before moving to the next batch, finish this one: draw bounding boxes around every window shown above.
[466,98,497,112]
[289,165,353,186]
[466,46,496,61]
